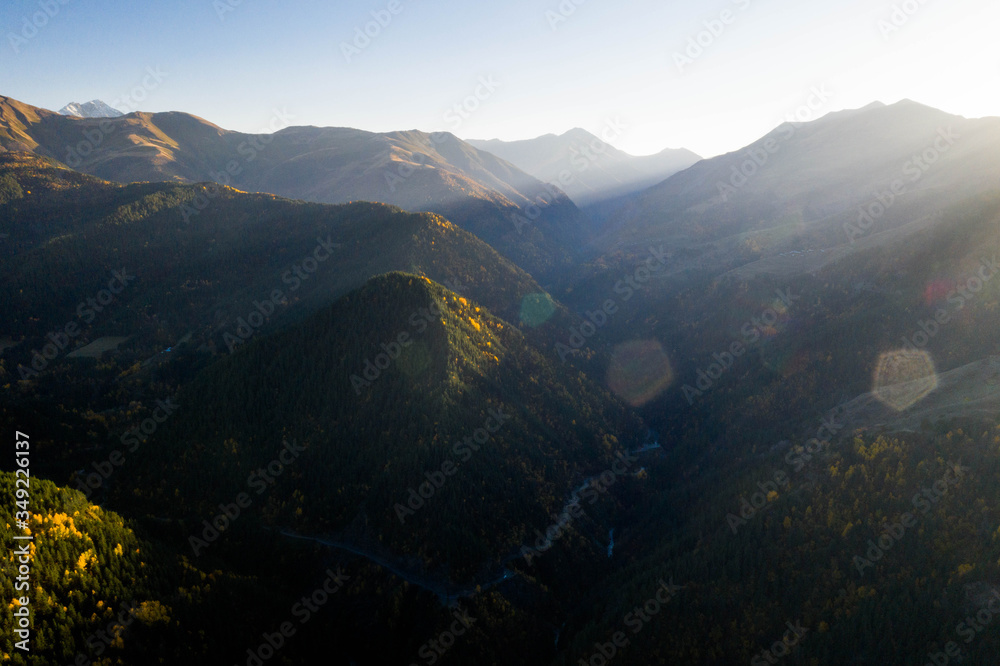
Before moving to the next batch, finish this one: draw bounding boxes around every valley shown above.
[3,64,1000,665]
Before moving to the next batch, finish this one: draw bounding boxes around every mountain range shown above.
[5,92,1000,665]
[0,95,586,279]
[468,128,700,206]
[0,152,574,370]
[597,100,1000,269]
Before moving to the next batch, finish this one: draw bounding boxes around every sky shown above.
[1,0,999,158]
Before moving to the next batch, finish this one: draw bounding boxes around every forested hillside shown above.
[0,96,587,278]
[116,272,644,582]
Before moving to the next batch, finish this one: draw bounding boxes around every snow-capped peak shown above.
[58,100,125,118]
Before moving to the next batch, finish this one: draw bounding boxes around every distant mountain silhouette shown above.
[469,128,700,206]
[0,95,589,279]
[595,99,1000,269]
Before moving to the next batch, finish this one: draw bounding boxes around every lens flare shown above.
[872,349,938,411]
[923,279,952,306]
[520,293,557,328]
[606,340,674,407]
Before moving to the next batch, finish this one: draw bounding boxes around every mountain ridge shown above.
[594,99,1000,270]
[0,152,578,386]
[0,95,588,279]
[117,270,645,581]
[468,127,701,206]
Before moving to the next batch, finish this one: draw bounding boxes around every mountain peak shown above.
[58,100,124,118]
[561,127,597,140]
[886,98,940,112]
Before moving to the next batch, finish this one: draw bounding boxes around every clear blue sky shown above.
[2,0,998,157]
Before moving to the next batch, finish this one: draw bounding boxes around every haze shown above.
[3,0,999,157]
